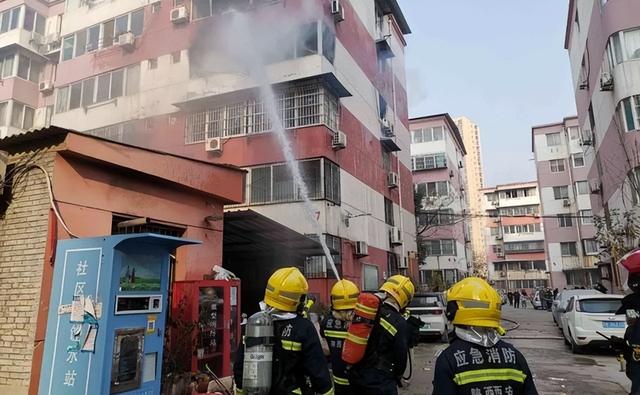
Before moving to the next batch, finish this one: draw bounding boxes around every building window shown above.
[618,95,640,132]
[583,239,599,255]
[568,126,581,140]
[557,214,573,228]
[492,245,503,254]
[363,264,379,292]
[553,186,569,200]
[561,242,578,256]
[384,198,394,226]
[629,167,640,205]
[411,126,445,143]
[572,153,585,167]
[0,7,21,34]
[503,223,541,234]
[579,209,593,224]
[23,8,46,36]
[87,122,136,143]
[504,241,545,253]
[412,153,446,170]
[424,209,455,226]
[239,158,339,206]
[0,101,6,126]
[11,102,35,130]
[387,252,401,276]
[148,58,158,69]
[416,181,449,198]
[171,51,181,64]
[425,240,456,256]
[305,234,342,278]
[575,180,589,195]
[499,205,538,216]
[16,55,41,83]
[185,82,339,143]
[608,28,640,66]
[549,159,565,173]
[546,132,561,146]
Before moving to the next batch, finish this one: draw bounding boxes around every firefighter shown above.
[615,271,640,394]
[433,277,538,395]
[233,267,334,395]
[348,275,415,395]
[321,279,360,394]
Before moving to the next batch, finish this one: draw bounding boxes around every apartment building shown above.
[564,0,640,290]
[410,113,470,289]
[533,117,600,289]
[482,182,549,291]
[455,116,487,275]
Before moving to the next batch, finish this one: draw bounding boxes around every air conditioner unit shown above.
[170,6,189,24]
[39,80,54,94]
[589,179,602,194]
[30,31,44,46]
[332,131,347,150]
[389,226,402,245]
[355,241,369,257]
[581,130,593,146]
[491,200,499,207]
[563,199,571,207]
[117,32,135,50]
[496,235,503,240]
[205,137,223,153]
[381,118,394,136]
[387,171,399,188]
[331,0,345,22]
[600,72,614,91]
[398,257,408,269]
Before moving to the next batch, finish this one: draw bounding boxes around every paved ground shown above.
[400,305,630,394]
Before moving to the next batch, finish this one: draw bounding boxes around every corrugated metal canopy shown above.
[224,210,336,257]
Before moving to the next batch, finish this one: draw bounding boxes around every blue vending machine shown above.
[38,234,200,395]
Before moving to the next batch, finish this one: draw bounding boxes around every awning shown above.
[224,209,338,257]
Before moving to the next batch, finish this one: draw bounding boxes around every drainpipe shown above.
[564,127,586,283]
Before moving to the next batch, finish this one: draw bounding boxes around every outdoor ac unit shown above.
[563,199,571,207]
[398,257,408,269]
[581,130,593,146]
[496,235,503,240]
[491,200,499,207]
[388,171,399,188]
[117,32,135,50]
[170,6,189,24]
[39,80,54,94]
[332,131,347,150]
[30,31,44,46]
[600,72,614,91]
[381,118,394,136]
[589,179,602,194]
[205,137,223,153]
[331,0,345,22]
[355,241,369,256]
[390,226,403,245]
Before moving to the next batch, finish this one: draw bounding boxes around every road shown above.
[400,305,630,394]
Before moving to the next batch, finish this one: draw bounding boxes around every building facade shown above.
[532,117,600,289]
[482,182,549,291]
[0,1,417,304]
[455,116,487,276]
[564,0,640,290]
[410,113,470,290]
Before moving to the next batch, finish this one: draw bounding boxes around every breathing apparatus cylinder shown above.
[242,310,274,394]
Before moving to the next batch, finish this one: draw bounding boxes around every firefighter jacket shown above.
[432,337,538,395]
[349,303,410,388]
[233,315,334,395]
[320,312,350,389]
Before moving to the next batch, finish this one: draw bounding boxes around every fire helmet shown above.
[445,277,505,334]
[264,267,308,312]
[380,275,415,309]
[330,279,360,310]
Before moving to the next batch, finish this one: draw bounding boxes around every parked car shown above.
[560,294,626,354]
[407,293,448,342]
[531,289,544,310]
[552,289,601,326]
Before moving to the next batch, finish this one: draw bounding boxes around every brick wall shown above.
[0,150,54,395]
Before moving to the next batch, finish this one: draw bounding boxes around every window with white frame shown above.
[55,65,137,113]
[619,95,640,132]
[553,186,569,200]
[418,181,449,198]
[549,159,565,173]
[424,209,455,226]
[240,158,340,206]
[11,102,34,130]
[424,239,456,256]
[575,180,589,195]
[17,55,41,83]
[572,153,585,167]
[557,214,573,228]
[583,239,599,255]
[0,102,7,126]
[499,205,538,216]
[412,153,446,170]
[0,54,14,79]
[580,209,593,225]
[561,242,578,256]
[608,28,640,66]
[546,132,561,146]
[87,122,136,143]
[23,8,45,37]
[185,82,339,143]
[504,241,544,253]
[411,126,445,143]
[503,223,541,234]
[0,7,21,35]
[567,126,581,140]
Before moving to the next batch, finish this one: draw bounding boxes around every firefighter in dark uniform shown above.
[614,270,640,394]
[321,279,360,394]
[433,277,538,395]
[349,275,416,395]
[233,267,334,395]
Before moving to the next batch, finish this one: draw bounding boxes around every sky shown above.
[398,0,577,187]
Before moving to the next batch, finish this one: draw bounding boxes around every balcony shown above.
[503,231,545,243]
[0,29,48,58]
[561,255,599,270]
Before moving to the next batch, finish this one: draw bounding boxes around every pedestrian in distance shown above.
[553,288,559,300]
[513,290,520,309]
[507,291,514,307]
[520,290,528,309]
[432,277,538,395]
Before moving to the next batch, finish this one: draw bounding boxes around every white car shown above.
[552,289,602,326]
[561,294,626,354]
[407,293,449,342]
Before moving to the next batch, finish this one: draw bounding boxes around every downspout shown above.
[564,127,586,282]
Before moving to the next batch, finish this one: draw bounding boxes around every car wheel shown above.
[569,331,582,354]
[553,315,557,324]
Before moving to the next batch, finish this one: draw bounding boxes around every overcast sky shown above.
[398,0,577,187]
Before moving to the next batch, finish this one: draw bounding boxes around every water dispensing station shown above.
[38,233,199,395]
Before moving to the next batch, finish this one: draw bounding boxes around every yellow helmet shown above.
[446,277,505,334]
[264,267,308,312]
[330,279,360,310]
[380,275,415,309]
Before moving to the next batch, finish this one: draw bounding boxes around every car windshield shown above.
[578,298,622,314]
[409,296,440,308]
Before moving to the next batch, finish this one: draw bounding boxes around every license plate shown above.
[603,321,625,328]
